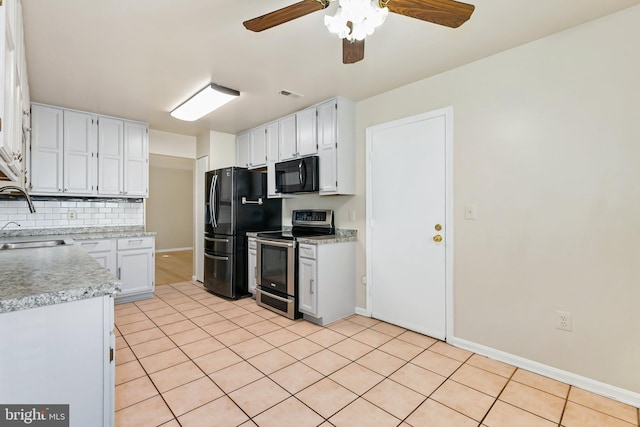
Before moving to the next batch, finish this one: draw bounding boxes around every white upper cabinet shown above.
[317,97,355,195]
[97,116,124,196]
[30,104,64,194]
[123,121,148,197]
[0,0,28,182]
[236,131,249,168]
[30,105,148,198]
[98,117,148,198]
[248,125,267,169]
[278,114,297,161]
[295,106,318,157]
[64,110,97,195]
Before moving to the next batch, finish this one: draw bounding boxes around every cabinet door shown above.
[0,296,113,427]
[64,110,97,195]
[317,99,338,194]
[30,104,63,194]
[278,114,297,161]
[88,251,117,277]
[265,121,283,198]
[123,121,148,197]
[97,117,124,196]
[296,107,317,157]
[236,132,249,168]
[78,239,116,276]
[248,126,267,168]
[117,249,154,297]
[298,257,317,316]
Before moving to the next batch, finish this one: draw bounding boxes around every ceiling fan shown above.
[243,0,475,64]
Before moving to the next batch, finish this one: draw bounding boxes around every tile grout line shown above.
[116,281,640,427]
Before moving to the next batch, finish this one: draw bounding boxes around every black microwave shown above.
[275,156,320,194]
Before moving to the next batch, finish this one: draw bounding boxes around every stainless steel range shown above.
[255,209,335,319]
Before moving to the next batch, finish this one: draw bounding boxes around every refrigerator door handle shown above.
[211,174,218,227]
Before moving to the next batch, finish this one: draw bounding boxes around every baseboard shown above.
[448,336,640,408]
[355,307,371,317]
[156,247,193,253]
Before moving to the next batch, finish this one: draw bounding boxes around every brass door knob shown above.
[433,235,443,242]
[435,224,442,231]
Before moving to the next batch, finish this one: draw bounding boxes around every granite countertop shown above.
[0,243,121,313]
[0,225,155,241]
[0,226,150,313]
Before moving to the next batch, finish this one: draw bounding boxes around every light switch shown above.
[464,204,477,220]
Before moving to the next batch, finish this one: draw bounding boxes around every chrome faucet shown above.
[0,221,21,231]
[0,186,36,213]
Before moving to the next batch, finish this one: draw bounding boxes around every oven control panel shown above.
[292,209,333,227]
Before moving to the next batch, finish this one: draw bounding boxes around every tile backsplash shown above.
[0,199,144,229]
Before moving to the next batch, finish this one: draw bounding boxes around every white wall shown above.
[195,131,236,171]
[149,129,196,158]
[288,5,640,397]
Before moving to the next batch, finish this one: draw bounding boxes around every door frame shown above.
[365,106,455,340]
[193,155,209,282]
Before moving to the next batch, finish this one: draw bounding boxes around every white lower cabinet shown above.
[79,236,155,303]
[248,237,257,295]
[77,239,116,276]
[0,296,115,427]
[298,241,356,325]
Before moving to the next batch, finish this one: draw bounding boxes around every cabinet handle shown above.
[310,278,314,295]
[254,266,257,280]
[58,188,62,192]
[117,267,122,280]
[64,188,68,192]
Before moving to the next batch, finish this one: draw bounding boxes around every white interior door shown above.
[366,108,452,340]
[194,156,208,282]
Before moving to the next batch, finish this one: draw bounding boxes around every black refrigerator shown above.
[204,167,282,299]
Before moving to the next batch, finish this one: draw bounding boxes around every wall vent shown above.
[279,90,303,98]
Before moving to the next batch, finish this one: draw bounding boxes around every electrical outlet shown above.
[556,310,572,331]
[67,210,77,220]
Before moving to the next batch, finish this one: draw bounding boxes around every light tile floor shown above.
[114,281,640,427]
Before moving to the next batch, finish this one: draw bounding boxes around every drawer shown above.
[298,243,316,260]
[117,236,154,250]
[77,239,112,253]
[248,238,257,250]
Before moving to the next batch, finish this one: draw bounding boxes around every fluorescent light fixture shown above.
[170,83,240,121]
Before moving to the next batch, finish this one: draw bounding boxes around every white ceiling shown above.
[21,0,640,137]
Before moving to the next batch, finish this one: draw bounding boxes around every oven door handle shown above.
[204,253,229,261]
[256,239,294,249]
[258,289,292,304]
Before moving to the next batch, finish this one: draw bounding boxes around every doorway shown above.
[366,107,453,340]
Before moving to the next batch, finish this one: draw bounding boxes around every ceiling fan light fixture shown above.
[170,83,240,121]
[324,0,388,41]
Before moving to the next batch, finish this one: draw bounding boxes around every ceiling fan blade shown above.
[386,0,475,28]
[343,39,365,64]
[243,0,329,32]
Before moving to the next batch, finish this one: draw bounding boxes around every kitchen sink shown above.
[0,239,73,250]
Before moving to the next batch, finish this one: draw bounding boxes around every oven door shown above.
[256,238,295,296]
